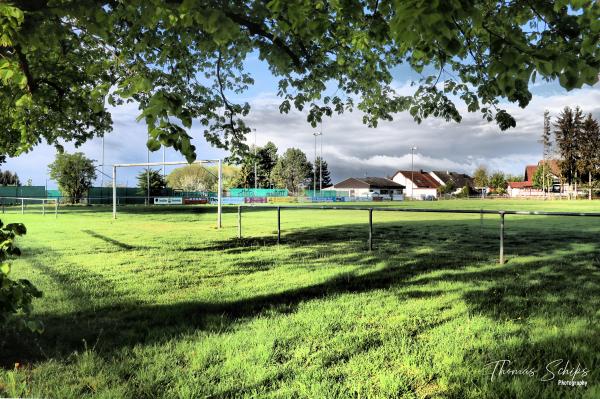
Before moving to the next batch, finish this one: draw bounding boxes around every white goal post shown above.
[112,159,222,228]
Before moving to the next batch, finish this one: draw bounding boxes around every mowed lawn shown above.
[1,199,599,398]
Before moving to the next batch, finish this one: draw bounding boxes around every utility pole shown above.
[410,146,417,199]
[313,131,322,196]
[101,135,105,200]
[319,123,323,191]
[254,129,257,191]
[146,133,150,206]
[162,146,166,179]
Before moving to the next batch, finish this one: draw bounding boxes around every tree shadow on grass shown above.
[81,229,147,251]
[2,216,599,397]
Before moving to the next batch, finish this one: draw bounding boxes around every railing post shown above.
[499,211,505,264]
[237,206,242,239]
[21,198,24,214]
[42,200,45,216]
[480,208,483,233]
[55,200,58,218]
[368,208,373,251]
[277,206,281,244]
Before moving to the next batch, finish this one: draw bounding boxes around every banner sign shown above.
[154,197,183,205]
[183,197,208,205]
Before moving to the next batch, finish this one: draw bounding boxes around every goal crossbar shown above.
[112,159,222,228]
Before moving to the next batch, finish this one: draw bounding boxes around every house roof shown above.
[508,181,533,189]
[524,165,537,182]
[393,171,441,188]
[523,160,561,183]
[333,177,405,189]
[538,159,561,176]
[431,171,474,188]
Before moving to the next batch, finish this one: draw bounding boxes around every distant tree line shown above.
[0,170,20,186]
[550,107,600,199]
[232,142,332,194]
[138,142,333,196]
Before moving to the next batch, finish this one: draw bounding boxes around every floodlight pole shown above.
[410,146,417,199]
[313,131,322,197]
[319,124,323,191]
[217,159,223,229]
[101,135,105,195]
[254,129,257,191]
[112,165,117,219]
[146,134,150,206]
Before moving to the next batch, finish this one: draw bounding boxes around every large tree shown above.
[166,164,217,192]
[488,171,507,193]
[0,1,598,162]
[137,169,166,197]
[0,170,20,186]
[554,106,584,194]
[270,148,311,194]
[48,152,96,204]
[307,156,332,190]
[578,114,600,200]
[234,141,279,188]
[473,166,489,190]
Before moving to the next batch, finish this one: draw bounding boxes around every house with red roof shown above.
[507,160,562,197]
[391,170,440,199]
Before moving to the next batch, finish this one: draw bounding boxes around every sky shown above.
[3,55,600,189]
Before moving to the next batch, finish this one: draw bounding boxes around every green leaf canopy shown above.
[0,1,598,162]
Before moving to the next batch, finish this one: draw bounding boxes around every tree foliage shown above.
[578,113,600,196]
[554,106,584,186]
[0,170,20,186]
[0,220,42,332]
[473,165,489,188]
[167,164,217,192]
[48,152,96,204]
[235,141,279,188]
[488,171,507,192]
[532,164,555,191]
[270,148,311,194]
[578,114,600,177]
[1,1,598,161]
[137,169,166,196]
[307,156,332,189]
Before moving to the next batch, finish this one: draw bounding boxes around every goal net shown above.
[111,159,223,228]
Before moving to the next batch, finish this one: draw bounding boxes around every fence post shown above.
[480,208,483,233]
[42,200,45,216]
[368,208,373,251]
[21,198,24,214]
[499,211,505,264]
[237,206,242,239]
[277,206,281,244]
[55,200,58,218]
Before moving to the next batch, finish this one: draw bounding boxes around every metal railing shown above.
[236,205,600,264]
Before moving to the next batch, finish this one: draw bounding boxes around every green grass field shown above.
[1,199,599,398]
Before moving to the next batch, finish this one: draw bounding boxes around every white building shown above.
[391,170,440,199]
[332,177,405,200]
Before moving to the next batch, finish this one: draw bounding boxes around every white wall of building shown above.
[392,174,437,199]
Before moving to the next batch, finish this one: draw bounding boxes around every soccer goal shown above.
[0,197,59,216]
[111,159,223,228]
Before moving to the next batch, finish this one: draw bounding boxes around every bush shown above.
[0,221,42,332]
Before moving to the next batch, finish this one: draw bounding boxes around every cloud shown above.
[244,84,600,182]
[3,82,599,187]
